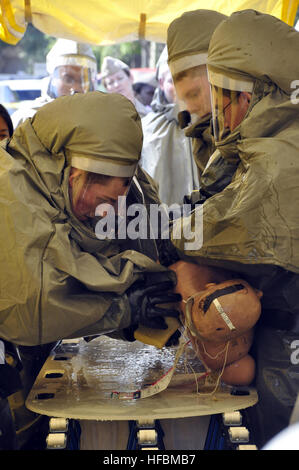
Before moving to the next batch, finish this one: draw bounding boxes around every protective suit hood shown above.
[149,86,174,116]
[167,9,227,77]
[46,39,97,76]
[31,91,142,177]
[208,9,299,95]
[46,39,97,98]
[152,46,174,115]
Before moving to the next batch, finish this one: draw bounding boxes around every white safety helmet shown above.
[46,39,97,98]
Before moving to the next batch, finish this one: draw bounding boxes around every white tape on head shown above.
[169,53,208,76]
[213,298,236,331]
[71,155,137,177]
[208,69,254,92]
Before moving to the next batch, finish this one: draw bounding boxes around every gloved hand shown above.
[126,278,182,330]
[183,189,208,208]
[165,329,181,347]
[155,238,180,267]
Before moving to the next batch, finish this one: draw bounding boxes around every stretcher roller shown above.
[228,426,250,443]
[46,432,67,449]
[222,411,242,426]
[49,417,69,432]
[137,429,157,445]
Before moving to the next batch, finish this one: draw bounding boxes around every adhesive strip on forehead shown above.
[213,298,236,331]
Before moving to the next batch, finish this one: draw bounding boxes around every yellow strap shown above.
[24,0,32,23]
[138,12,146,39]
[3,0,25,32]
[0,0,26,44]
[281,0,299,26]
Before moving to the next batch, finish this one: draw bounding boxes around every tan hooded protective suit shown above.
[167,9,238,200]
[0,91,172,346]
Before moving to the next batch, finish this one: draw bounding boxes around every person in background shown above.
[132,69,157,111]
[12,38,97,128]
[133,81,155,108]
[141,47,198,205]
[8,41,98,447]
[0,104,13,139]
[100,56,151,117]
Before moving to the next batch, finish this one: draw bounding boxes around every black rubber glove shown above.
[183,189,208,207]
[155,238,180,267]
[126,279,182,330]
[165,329,181,347]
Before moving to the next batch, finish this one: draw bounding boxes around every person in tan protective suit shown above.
[141,47,199,206]
[170,9,299,447]
[0,91,181,346]
[166,9,239,205]
[0,91,183,448]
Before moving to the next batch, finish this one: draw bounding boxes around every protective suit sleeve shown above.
[0,213,171,346]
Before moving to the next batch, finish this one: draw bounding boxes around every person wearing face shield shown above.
[166,9,240,206]
[0,91,181,456]
[11,39,97,128]
[46,39,97,98]
[0,92,183,449]
[140,47,198,206]
[171,9,299,447]
[0,91,182,348]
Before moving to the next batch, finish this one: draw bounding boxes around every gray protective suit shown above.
[141,88,198,205]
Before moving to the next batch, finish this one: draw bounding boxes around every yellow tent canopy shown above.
[0,0,298,46]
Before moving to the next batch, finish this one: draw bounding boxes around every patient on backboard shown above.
[169,261,262,386]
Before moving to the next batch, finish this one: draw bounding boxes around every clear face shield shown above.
[174,64,212,129]
[210,86,242,141]
[70,169,133,237]
[208,71,254,142]
[48,55,97,98]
